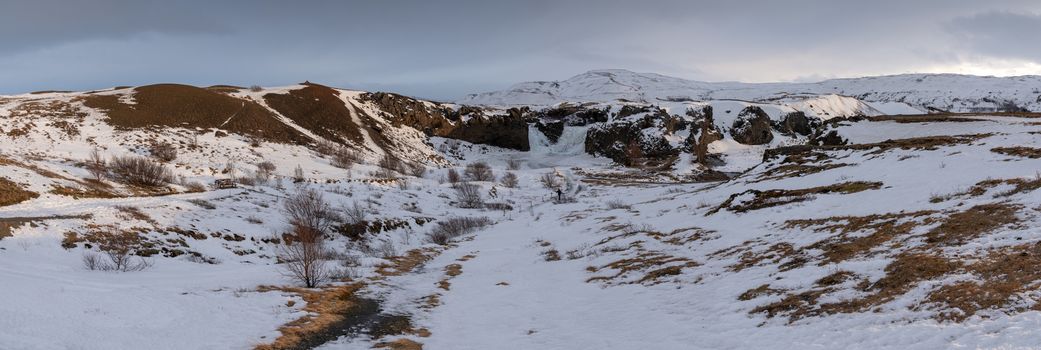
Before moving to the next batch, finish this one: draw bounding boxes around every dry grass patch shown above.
[708,181,882,215]
[587,251,699,285]
[784,211,937,264]
[0,178,39,206]
[924,242,1041,321]
[923,203,1021,247]
[255,283,365,350]
[751,253,959,321]
[992,146,1041,159]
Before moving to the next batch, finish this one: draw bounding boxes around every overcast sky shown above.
[3,0,1041,100]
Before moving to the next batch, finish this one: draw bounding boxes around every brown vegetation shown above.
[0,178,39,206]
[708,181,883,215]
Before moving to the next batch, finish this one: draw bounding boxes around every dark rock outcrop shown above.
[360,92,531,151]
[731,106,774,145]
[775,111,815,136]
[584,106,678,165]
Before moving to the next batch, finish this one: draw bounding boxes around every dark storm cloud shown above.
[2,0,1041,100]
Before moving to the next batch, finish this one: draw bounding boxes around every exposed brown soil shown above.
[82,84,309,144]
[262,83,364,145]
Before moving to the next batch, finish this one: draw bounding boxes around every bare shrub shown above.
[464,161,494,181]
[407,163,426,178]
[81,230,152,272]
[149,141,178,162]
[330,147,359,169]
[377,240,398,259]
[110,155,172,187]
[184,181,206,192]
[293,165,305,183]
[500,172,519,188]
[455,182,484,209]
[376,154,403,178]
[605,199,631,210]
[276,225,330,288]
[249,85,263,92]
[540,171,561,189]
[86,148,107,181]
[447,168,461,185]
[256,161,277,182]
[506,158,522,170]
[342,201,366,225]
[425,217,493,245]
[284,188,335,234]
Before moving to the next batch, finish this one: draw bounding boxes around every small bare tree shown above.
[500,172,519,188]
[539,171,561,190]
[256,161,277,182]
[277,225,329,288]
[447,168,461,185]
[293,165,305,183]
[506,158,522,170]
[86,148,107,181]
[455,182,484,208]
[149,142,178,162]
[377,154,402,178]
[464,161,494,181]
[284,188,335,234]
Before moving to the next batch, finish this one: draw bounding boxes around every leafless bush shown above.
[540,172,561,189]
[149,142,178,162]
[110,155,172,187]
[447,168,461,185]
[256,161,276,182]
[376,154,403,178]
[377,240,398,259]
[455,182,484,209]
[184,181,206,192]
[293,165,305,183]
[249,85,264,92]
[86,148,107,181]
[407,163,426,177]
[343,201,366,225]
[188,198,216,209]
[506,158,522,170]
[425,217,493,245]
[276,225,330,288]
[500,172,519,188]
[284,188,335,234]
[464,161,494,181]
[330,147,359,169]
[605,199,631,210]
[81,230,152,272]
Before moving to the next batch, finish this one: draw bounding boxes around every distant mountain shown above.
[461,69,1041,113]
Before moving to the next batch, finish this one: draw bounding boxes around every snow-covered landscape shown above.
[10,2,1041,348]
[4,71,1041,349]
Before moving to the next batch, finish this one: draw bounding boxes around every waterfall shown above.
[528,124,588,155]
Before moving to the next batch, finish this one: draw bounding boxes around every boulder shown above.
[731,106,774,145]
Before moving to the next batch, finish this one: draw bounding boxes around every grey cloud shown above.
[946,11,1041,61]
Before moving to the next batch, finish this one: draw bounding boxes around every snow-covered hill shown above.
[462,69,1041,113]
